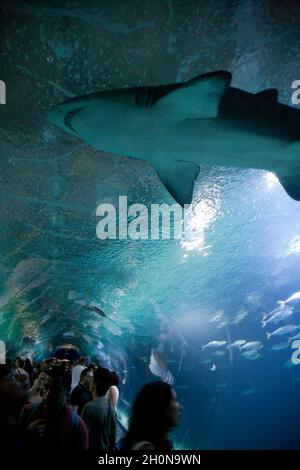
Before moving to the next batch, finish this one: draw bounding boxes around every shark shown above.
[78,301,121,332]
[48,71,300,206]
[79,302,108,318]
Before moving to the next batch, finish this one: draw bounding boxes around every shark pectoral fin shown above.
[155,71,231,119]
[156,160,200,206]
[279,175,300,201]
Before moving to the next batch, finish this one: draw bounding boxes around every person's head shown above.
[15,357,24,369]
[91,367,113,397]
[24,358,33,373]
[110,371,120,387]
[78,356,87,366]
[122,381,182,450]
[80,368,93,389]
[87,363,97,372]
[33,371,46,393]
[42,365,70,414]
[0,364,29,425]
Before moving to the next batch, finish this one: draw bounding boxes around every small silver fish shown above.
[202,340,227,349]
[241,341,263,351]
[271,342,291,351]
[242,351,261,360]
[40,314,52,324]
[289,332,300,342]
[62,331,75,337]
[212,350,226,357]
[262,305,294,327]
[227,339,247,349]
[232,310,248,324]
[209,310,225,323]
[282,291,300,304]
[267,325,299,339]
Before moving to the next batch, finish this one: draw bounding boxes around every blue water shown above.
[2,149,300,448]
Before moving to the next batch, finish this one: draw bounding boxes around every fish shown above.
[241,341,263,351]
[279,291,300,305]
[267,325,299,339]
[202,340,227,349]
[211,350,226,357]
[241,351,261,360]
[40,314,52,324]
[209,310,225,323]
[149,349,174,385]
[262,304,294,327]
[271,342,291,351]
[289,332,300,342]
[216,320,229,329]
[82,334,93,344]
[227,339,247,349]
[62,331,75,337]
[232,310,248,324]
[78,302,107,318]
[49,71,300,206]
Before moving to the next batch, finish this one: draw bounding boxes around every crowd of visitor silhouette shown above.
[0,355,182,451]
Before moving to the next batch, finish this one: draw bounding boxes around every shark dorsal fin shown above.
[135,85,178,107]
[153,71,231,119]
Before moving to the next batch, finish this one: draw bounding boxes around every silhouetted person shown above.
[81,367,116,450]
[29,371,46,404]
[0,364,29,449]
[122,381,182,450]
[106,371,120,408]
[22,364,88,449]
[24,358,34,384]
[15,357,30,389]
[71,356,87,391]
[70,368,93,415]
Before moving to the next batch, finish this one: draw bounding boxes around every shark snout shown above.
[48,104,65,127]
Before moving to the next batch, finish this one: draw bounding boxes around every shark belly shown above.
[163,118,289,173]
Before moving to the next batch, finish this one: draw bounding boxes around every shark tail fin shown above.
[261,320,267,328]
[266,332,272,340]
